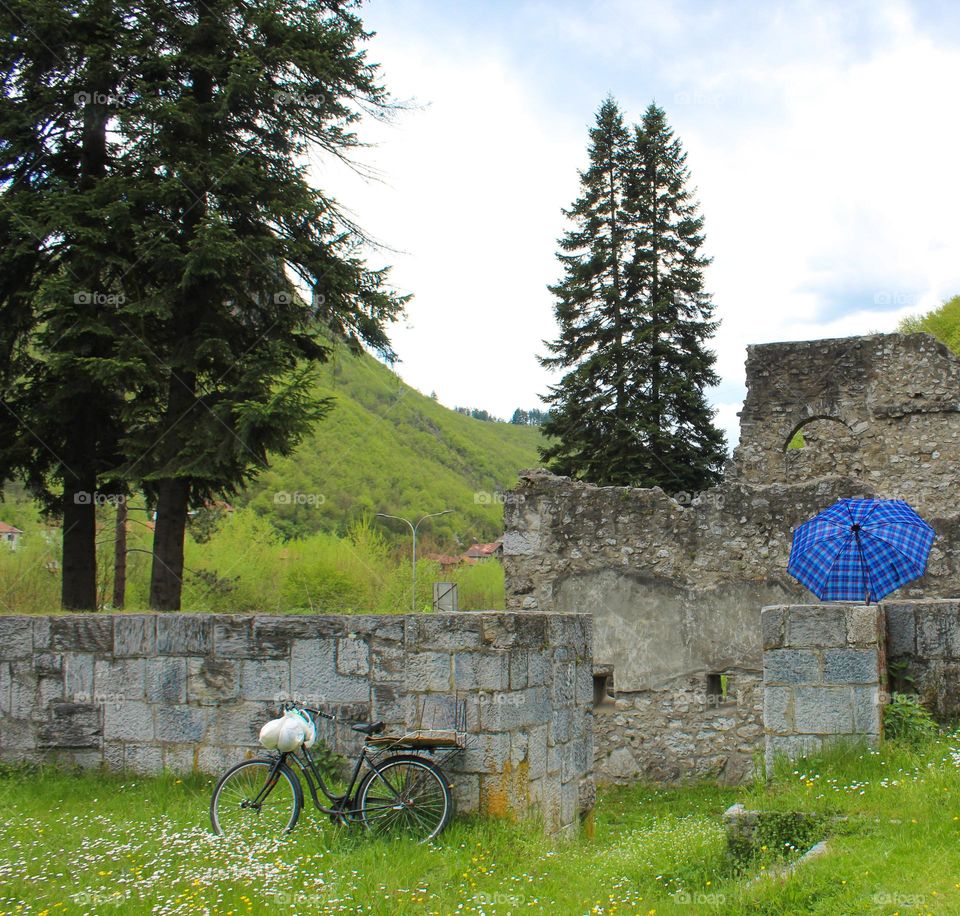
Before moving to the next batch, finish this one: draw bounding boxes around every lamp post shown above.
[376,510,454,612]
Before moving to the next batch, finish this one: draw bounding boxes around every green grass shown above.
[3,734,960,914]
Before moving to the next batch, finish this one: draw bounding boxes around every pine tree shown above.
[540,98,726,491]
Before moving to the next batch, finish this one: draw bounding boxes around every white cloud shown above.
[318,0,960,446]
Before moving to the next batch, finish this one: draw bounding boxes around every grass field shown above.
[2,734,960,914]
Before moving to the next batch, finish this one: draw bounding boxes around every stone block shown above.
[336,638,370,677]
[823,649,879,684]
[793,687,853,734]
[370,644,404,683]
[549,614,591,659]
[38,675,64,709]
[508,650,528,690]
[251,617,312,658]
[290,639,370,704]
[37,702,101,748]
[481,613,548,649]
[114,616,156,657]
[145,657,187,704]
[51,616,112,654]
[551,654,576,707]
[94,658,145,701]
[370,684,404,726]
[8,664,37,720]
[33,653,62,677]
[845,606,882,647]
[124,743,163,775]
[213,617,258,658]
[853,685,881,735]
[63,653,94,701]
[549,707,572,745]
[0,618,32,658]
[453,652,508,692]
[560,777,578,828]
[240,659,289,702]
[207,701,275,747]
[915,603,960,658]
[0,662,10,716]
[765,733,823,769]
[479,687,549,731]
[103,700,154,742]
[156,705,208,743]
[459,732,511,774]
[407,615,483,651]
[884,603,916,656]
[763,649,820,685]
[402,652,451,693]
[103,740,124,770]
[33,617,51,651]
[786,606,847,647]
[527,724,548,779]
[188,658,238,705]
[763,685,794,734]
[527,650,551,687]
[163,743,198,773]
[450,772,480,813]
[761,606,786,649]
[575,663,592,707]
[157,616,211,656]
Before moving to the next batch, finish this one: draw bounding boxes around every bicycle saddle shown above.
[351,721,385,735]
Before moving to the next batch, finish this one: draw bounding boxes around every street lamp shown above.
[376,510,454,612]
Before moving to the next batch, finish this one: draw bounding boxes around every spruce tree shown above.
[540,99,726,492]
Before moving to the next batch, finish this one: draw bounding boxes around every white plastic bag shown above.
[259,717,284,749]
[276,715,306,753]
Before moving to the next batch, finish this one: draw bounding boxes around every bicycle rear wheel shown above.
[210,758,303,840]
[357,754,452,842]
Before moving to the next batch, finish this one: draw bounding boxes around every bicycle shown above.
[209,702,462,843]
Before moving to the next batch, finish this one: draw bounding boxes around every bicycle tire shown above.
[210,757,303,839]
[356,754,453,842]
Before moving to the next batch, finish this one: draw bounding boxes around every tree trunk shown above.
[61,472,98,610]
[149,477,190,611]
[113,499,126,609]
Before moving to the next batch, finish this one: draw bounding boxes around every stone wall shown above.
[0,611,594,835]
[762,604,885,772]
[885,599,960,719]
[504,333,960,784]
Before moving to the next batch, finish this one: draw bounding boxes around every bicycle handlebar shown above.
[279,701,336,721]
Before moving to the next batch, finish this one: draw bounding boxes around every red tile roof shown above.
[0,521,23,535]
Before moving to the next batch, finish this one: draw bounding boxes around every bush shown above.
[884,692,939,745]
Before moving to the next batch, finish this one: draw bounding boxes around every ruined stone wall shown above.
[885,599,960,719]
[504,333,960,784]
[0,611,594,835]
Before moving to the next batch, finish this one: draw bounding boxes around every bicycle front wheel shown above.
[210,758,302,840]
[357,754,452,842]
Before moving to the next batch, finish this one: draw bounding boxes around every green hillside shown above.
[238,348,544,546]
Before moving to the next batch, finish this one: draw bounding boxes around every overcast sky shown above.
[316,0,960,446]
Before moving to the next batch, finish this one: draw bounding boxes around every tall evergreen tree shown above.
[540,98,726,491]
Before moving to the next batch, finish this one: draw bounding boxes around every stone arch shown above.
[782,415,861,482]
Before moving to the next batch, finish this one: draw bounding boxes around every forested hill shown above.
[237,348,543,545]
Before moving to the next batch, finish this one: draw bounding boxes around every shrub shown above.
[883,692,939,745]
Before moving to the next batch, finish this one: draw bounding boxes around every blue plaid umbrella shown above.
[788,498,935,603]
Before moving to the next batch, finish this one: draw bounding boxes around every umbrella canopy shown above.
[788,498,935,603]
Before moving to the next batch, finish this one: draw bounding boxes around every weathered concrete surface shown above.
[0,611,594,836]
[505,333,960,783]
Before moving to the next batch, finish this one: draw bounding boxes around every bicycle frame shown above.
[257,707,436,824]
